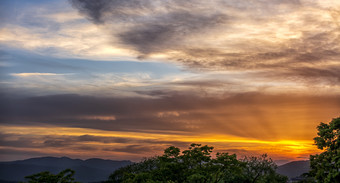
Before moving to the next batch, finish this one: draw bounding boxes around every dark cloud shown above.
[69,0,113,24]
[253,65,340,85]
[1,92,340,140]
[290,66,340,83]
[103,145,157,154]
[0,132,188,154]
[0,148,49,161]
[77,135,129,144]
[177,28,340,70]
[169,80,230,88]
[43,139,72,147]
[0,133,41,148]
[118,12,228,56]
[69,0,153,24]
[70,0,229,56]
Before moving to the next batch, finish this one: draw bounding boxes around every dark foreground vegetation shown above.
[21,117,339,183]
[107,144,287,183]
[309,117,340,183]
[20,169,79,183]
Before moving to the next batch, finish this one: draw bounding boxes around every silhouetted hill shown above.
[277,160,310,179]
[0,180,18,183]
[0,157,311,182]
[0,157,132,183]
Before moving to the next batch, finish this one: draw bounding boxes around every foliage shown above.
[242,154,287,183]
[309,117,340,183]
[107,143,287,183]
[295,173,316,183]
[21,169,79,183]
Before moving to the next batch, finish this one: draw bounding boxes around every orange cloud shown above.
[0,124,323,162]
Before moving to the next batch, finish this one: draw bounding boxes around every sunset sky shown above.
[0,0,340,165]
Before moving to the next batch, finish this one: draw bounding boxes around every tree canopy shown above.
[107,143,287,183]
[309,117,340,183]
[21,169,79,183]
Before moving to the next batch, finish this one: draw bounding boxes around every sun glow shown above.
[0,125,320,161]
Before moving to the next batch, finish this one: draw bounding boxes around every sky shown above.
[0,0,339,165]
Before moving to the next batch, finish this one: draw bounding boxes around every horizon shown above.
[0,154,311,166]
[1,0,340,164]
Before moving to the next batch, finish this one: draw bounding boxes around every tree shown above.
[108,144,216,183]
[107,143,287,183]
[242,154,287,183]
[22,169,79,183]
[310,117,340,183]
[108,157,160,183]
[210,152,247,182]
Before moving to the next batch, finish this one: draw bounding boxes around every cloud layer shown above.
[70,0,340,77]
[2,91,337,161]
[2,92,339,140]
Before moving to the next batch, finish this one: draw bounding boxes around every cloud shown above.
[79,115,117,121]
[4,55,339,98]
[69,0,340,84]
[0,131,190,161]
[10,73,70,77]
[291,67,340,82]
[118,12,228,56]
[1,92,339,141]
[0,3,133,61]
[0,133,41,148]
[0,128,318,162]
[2,0,339,87]
[103,145,159,154]
[0,148,50,161]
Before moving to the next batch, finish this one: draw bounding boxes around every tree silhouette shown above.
[309,117,340,183]
[107,143,287,183]
[22,169,79,183]
[242,154,286,183]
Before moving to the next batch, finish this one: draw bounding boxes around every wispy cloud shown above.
[0,125,321,162]
[79,115,117,121]
[10,73,70,77]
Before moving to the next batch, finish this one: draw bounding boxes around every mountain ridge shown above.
[0,157,310,182]
[276,160,310,179]
[0,156,133,183]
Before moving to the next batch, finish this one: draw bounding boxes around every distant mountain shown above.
[0,157,132,183]
[277,160,310,179]
[0,157,311,182]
